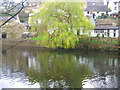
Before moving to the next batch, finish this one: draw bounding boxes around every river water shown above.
[0,46,120,88]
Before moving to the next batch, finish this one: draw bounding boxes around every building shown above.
[84,0,111,19]
[24,0,41,13]
[107,0,120,14]
[0,0,16,13]
[24,1,42,25]
[1,21,27,39]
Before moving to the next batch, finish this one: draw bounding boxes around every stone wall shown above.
[95,18,118,27]
[2,39,39,47]
[2,38,118,52]
[1,21,28,39]
[90,37,118,42]
[77,37,118,52]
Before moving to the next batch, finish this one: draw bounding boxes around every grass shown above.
[112,41,118,44]
[31,36,44,40]
[31,36,118,44]
[91,40,118,44]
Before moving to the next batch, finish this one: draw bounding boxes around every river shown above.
[0,46,120,88]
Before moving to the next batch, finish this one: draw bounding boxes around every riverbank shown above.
[2,38,118,52]
[76,37,118,52]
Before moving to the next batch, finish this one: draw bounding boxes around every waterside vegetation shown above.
[30,2,94,49]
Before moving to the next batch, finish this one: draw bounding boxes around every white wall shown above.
[91,30,119,38]
[75,29,119,38]
[84,11,108,19]
[93,11,108,17]
[108,0,119,13]
[28,5,43,25]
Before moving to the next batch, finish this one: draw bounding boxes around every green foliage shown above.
[30,2,94,49]
[113,41,118,44]
[101,13,104,16]
[31,36,44,40]
[19,11,29,23]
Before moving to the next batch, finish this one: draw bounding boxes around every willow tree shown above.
[30,2,94,49]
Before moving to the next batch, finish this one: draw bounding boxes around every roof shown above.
[85,1,111,12]
[27,0,41,2]
[95,27,119,30]
[85,0,103,2]
[85,5,111,12]
[87,2,104,6]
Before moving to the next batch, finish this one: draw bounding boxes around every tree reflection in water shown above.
[27,51,93,88]
[1,46,119,88]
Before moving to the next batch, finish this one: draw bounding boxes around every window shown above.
[93,2,95,5]
[114,2,117,5]
[2,32,6,38]
[97,12,99,13]
[33,3,35,6]
[114,7,117,10]
[29,3,31,6]
[87,11,89,14]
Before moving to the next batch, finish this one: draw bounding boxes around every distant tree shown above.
[19,11,29,23]
[30,2,94,49]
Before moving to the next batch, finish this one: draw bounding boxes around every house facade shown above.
[84,0,120,18]
[84,0,111,19]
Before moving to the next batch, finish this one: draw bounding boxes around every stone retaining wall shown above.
[2,38,118,52]
[2,39,39,47]
[95,18,118,27]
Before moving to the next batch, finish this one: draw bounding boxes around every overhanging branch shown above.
[0,0,27,28]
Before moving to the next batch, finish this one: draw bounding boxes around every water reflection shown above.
[0,46,120,88]
[27,50,92,88]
